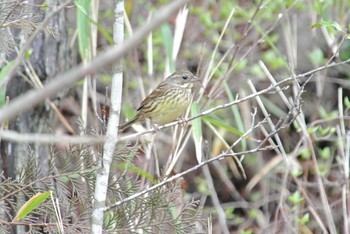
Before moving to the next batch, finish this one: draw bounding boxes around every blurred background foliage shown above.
[1,0,350,233]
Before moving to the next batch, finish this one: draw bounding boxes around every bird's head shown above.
[165,70,200,88]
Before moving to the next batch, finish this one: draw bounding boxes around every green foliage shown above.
[76,0,92,61]
[195,177,209,195]
[288,191,303,205]
[300,148,311,159]
[319,147,331,160]
[161,24,174,72]
[202,115,242,136]
[263,51,286,70]
[107,186,203,233]
[0,139,205,233]
[14,191,51,221]
[241,228,253,234]
[345,96,350,109]
[40,2,49,11]
[311,20,342,32]
[291,168,303,177]
[319,106,338,119]
[308,48,326,66]
[339,42,350,60]
[112,163,157,184]
[298,213,310,225]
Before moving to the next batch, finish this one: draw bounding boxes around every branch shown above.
[1,58,349,145]
[105,117,270,210]
[105,73,308,210]
[0,129,106,144]
[91,0,124,232]
[120,58,350,141]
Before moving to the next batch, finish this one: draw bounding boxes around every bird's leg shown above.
[177,117,188,127]
[150,122,160,133]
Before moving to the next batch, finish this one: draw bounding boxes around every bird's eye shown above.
[182,76,188,80]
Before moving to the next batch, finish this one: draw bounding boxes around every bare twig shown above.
[120,59,350,141]
[1,58,349,145]
[0,129,106,144]
[105,116,272,210]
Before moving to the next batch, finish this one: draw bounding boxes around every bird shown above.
[120,70,200,131]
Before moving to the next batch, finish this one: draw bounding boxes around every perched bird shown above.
[120,70,200,131]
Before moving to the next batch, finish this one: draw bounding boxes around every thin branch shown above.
[105,76,305,212]
[1,58,349,145]
[120,58,350,141]
[91,0,124,232]
[0,130,106,144]
[105,117,271,210]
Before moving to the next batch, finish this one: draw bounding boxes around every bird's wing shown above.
[137,82,168,111]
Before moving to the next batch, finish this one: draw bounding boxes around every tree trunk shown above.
[5,0,73,177]
[2,1,74,232]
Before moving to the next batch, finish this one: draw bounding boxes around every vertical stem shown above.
[91,0,124,233]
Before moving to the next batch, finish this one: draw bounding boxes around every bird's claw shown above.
[177,117,188,127]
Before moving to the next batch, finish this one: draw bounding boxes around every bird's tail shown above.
[119,117,137,131]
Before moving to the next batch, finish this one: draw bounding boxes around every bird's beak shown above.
[192,76,201,83]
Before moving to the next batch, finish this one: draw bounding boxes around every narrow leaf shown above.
[76,0,91,60]
[311,20,342,31]
[161,24,174,72]
[14,191,51,221]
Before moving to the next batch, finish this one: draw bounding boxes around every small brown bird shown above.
[120,70,200,131]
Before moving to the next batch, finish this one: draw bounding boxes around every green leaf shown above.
[339,41,350,61]
[76,0,91,61]
[161,24,174,72]
[307,126,319,134]
[201,116,243,136]
[311,20,342,31]
[300,148,310,159]
[250,64,265,79]
[248,209,258,219]
[59,168,94,183]
[263,50,286,69]
[319,126,335,136]
[40,2,49,11]
[299,213,310,225]
[24,49,33,60]
[196,177,209,195]
[288,191,303,205]
[241,229,253,234]
[14,191,51,221]
[291,169,303,177]
[308,48,325,66]
[345,96,350,109]
[319,147,331,160]
[319,106,338,119]
[113,163,157,184]
[75,1,88,15]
